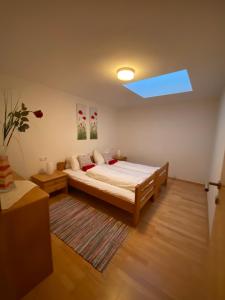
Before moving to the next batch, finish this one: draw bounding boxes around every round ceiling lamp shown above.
[117,67,135,81]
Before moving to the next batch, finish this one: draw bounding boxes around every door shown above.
[207,151,225,299]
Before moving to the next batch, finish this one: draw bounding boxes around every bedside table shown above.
[31,171,68,194]
[114,155,127,161]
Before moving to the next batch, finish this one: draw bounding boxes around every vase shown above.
[0,146,15,193]
[46,162,55,175]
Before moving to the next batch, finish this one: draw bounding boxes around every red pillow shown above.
[108,159,118,165]
[82,164,96,171]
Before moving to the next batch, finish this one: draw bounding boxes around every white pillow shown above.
[70,155,80,171]
[77,154,93,169]
[93,149,105,165]
[102,152,114,164]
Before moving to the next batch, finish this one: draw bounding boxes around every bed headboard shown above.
[57,161,66,171]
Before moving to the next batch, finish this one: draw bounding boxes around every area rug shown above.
[49,197,129,272]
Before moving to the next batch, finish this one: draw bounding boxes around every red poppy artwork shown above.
[76,104,87,140]
[89,107,98,139]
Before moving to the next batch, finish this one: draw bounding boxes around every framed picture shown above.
[76,104,87,140]
[89,107,98,139]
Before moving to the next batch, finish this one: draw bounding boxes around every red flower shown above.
[33,110,43,118]
[94,112,97,116]
[91,115,95,119]
[78,110,83,115]
[83,116,86,120]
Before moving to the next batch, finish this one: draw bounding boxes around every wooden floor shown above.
[23,179,209,300]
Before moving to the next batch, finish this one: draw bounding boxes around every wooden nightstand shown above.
[31,171,68,194]
[114,155,127,161]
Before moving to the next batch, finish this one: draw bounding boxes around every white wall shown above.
[0,74,118,178]
[0,72,220,191]
[207,90,225,233]
[117,96,218,184]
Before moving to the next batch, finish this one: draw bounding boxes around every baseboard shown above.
[169,177,204,187]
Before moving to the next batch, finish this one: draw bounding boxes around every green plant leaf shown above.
[21,103,27,111]
[15,111,21,118]
[18,127,25,132]
[18,123,29,132]
[21,111,29,116]
[21,117,29,122]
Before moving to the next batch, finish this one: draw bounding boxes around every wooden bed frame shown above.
[60,162,169,226]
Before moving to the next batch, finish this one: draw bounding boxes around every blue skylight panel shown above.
[123,69,192,98]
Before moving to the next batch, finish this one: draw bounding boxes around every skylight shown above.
[123,69,192,98]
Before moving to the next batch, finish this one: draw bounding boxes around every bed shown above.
[60,160,169,226]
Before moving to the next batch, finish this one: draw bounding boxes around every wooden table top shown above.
[31,171,67,183]
[0,172,49,213]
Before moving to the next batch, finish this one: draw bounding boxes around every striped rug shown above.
[49,197,129,272]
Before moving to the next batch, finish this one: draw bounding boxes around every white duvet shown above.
[115,161,159,174]
[86,162,156,192]
[64,169,135,203]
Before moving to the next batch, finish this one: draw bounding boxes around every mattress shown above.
[86,164,150,192]
[64,169,135,203]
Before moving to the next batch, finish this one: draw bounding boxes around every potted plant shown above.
[0,91,43,192]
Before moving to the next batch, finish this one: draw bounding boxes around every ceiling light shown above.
[117,67,135,81]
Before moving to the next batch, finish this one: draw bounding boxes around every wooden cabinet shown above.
[31,171,68,194]
[0,176,53,299]
[114,155,127,161]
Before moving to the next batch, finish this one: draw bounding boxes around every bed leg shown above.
[154,187,160,200]
[133,209,140,226]
[164,162,169,186]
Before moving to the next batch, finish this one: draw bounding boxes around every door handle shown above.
[205,182,222,192]
[215,197,219,205]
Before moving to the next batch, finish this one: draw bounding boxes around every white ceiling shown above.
[0,1,225,107]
